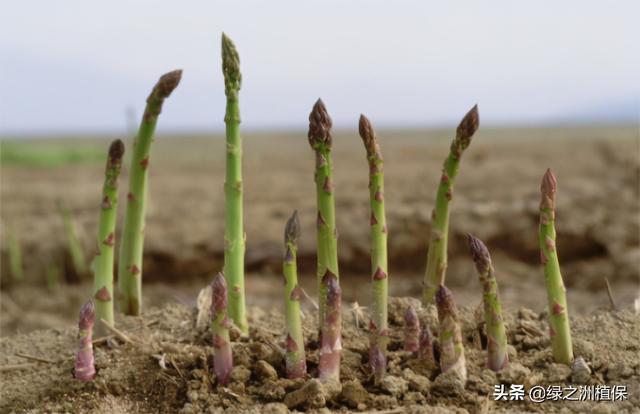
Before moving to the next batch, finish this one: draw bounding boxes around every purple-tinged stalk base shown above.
[318,274,341,383]
[436,285,467,382]
[211,272,233,385]
[74,300,96,382]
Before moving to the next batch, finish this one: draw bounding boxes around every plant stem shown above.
[359,114,389,382]
[92,140,124,336]
[7,229,24,282]
[221,33,248,334]
[404,306,420,353]
[423,105,479,304]
[318,273,341,383]
[57,200,87,277]
[467,234,509,371]
[283,210,307,379]
[74,300,96,382]
[539,168,573,364]
[308,98,339,337]
[436,285,467,382]
[211,272,233,385]
[118,69,182,316]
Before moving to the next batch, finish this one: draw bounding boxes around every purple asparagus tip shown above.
[455,104,479,148]
[308,98,333,148]
[75,299,96,382]
[285,210,301,244]
[78,299,95,330]
[435,285,457,315]
[467,233,492,273]
[108,139,125,164]
[541,168,557,198]
[154,70,183,99]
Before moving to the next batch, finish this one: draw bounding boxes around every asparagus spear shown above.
[423,105,479,304]
[436,285,466,382]
[308,99,340,336]
[404,306,420,353]
[221,33,248,334]
[419,326,435,366]
[539,169,573,364]
[93,140,124,336]
[283,211,307,379]
[318,273,341,383]
[74,300,96,382]
[211,272,233,385]
[7,228,24,282]
[118,69,182,315]
[467,234,509,371]
[57,200,87,277]
[358,114,389,382]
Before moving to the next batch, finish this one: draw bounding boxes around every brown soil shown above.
[1,297,638,413]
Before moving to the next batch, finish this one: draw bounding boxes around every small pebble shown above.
[571,357,591,384]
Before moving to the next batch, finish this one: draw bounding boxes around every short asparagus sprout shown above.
[436,285,467,382]
[423,105,479,304]
[308,99,340,336]
[283,211,307,379]
[57,200,88,277]
[93,139,124,336]
[418,326,436,367]
[211,272,233,385]
[403,306,420,353]
[467,234,509,371]
[74,300,96,382]
[539,169,573,364]
[359,114,389,382]
[221,33,248,334]
[318,273,342,383]
[118,69,182,315]
[7,229,24,282]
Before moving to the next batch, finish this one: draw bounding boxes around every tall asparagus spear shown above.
[467,234,509,371]
[318,274,341,383]
[221,33,248,334]
[539,169,573,364]
[404,306,420,353]
[423,105,479,304]
[308,99,340,335]
[358,114,389,382]
[211,272,233,385]
[436,285,467,382]
[92,140,124,336]
[118,69,182,316]
[74,300,96,382]
[283,211,307,379]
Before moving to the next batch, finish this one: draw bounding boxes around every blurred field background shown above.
[1,0,639,335]
[2,125,638,334]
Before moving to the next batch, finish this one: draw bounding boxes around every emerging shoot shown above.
[283,211,307,379]
[74,300,96,382]
[404,306,420,353]
[436,285,467,382]
[539,169,573,364]
[211,272,233,385]
[359,114,389,382]
[423,105,479,304]
[118,69,182,315]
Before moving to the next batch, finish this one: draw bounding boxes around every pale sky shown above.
[1,0,639,134]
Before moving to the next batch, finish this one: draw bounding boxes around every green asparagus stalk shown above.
[283,210,307,379]
[539,168,573,364]
[118,69,182,316]
[221,33,248,334]
[467,234,509,371]
[318,273,341,383]
[7,229,24,282]
[308,98,340,335]
[57,200,87,277]
[211,272,233,385]
[92,140,124,336]
[423,105,479,304]
[404,306,420,353]
[74,300,96,382]
[436,285,467,382]
[359,114,389,382]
